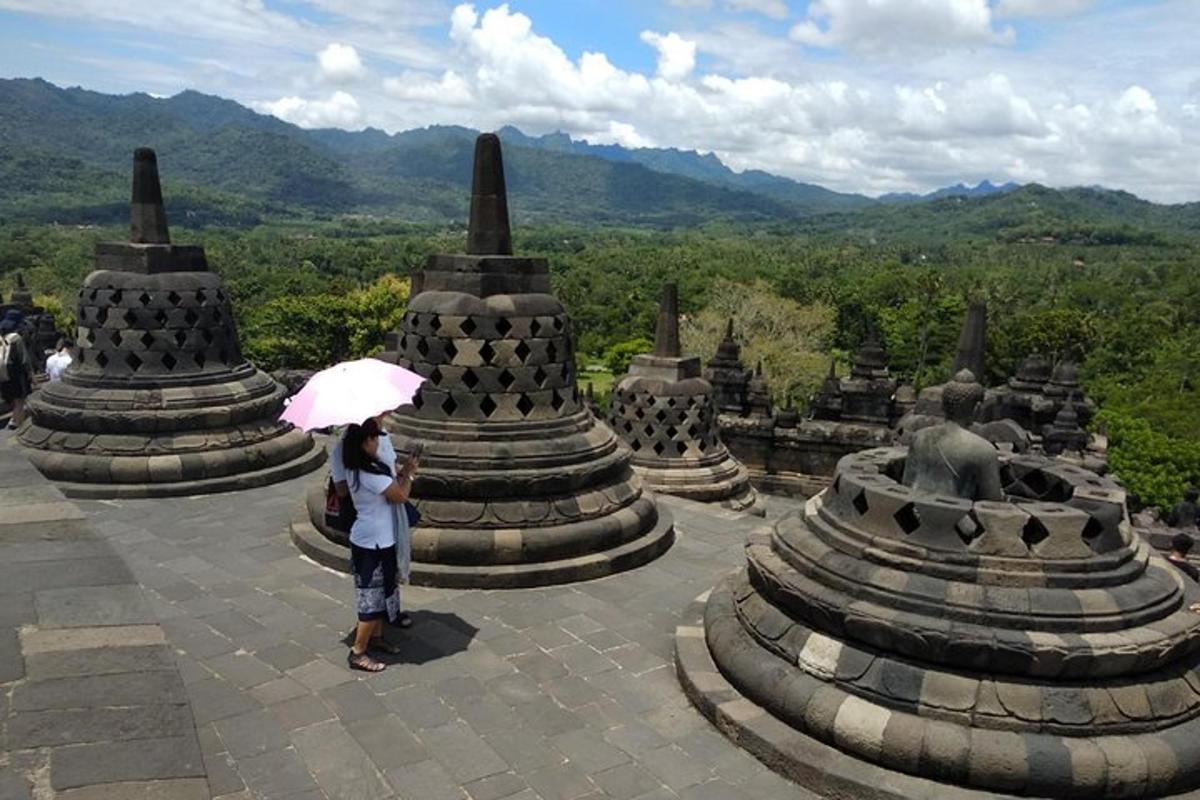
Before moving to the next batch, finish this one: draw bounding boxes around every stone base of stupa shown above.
[290,480,674,588]
[632,456,765,516]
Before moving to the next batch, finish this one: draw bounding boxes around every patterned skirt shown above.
[350,543,399,622]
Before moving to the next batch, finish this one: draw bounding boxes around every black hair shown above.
[1173,532,1195,555]
[342,417,391,489]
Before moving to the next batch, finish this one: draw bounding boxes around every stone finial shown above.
[653,283,681,358]
[466,133,513,256]
[952,302,987,383]
[130,148,170,245]
[16,272,26,289]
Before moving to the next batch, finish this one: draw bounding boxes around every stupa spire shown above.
[466,133,513,256]
[652,283,681,358]
[130,148,170,245]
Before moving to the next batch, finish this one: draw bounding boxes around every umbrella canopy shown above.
[280,358,425,431]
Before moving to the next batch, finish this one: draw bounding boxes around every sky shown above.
[1,0,1198,202]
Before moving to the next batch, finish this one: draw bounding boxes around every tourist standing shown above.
[0,310,34,430]
[342,417,418,672]
[45,338,73,382]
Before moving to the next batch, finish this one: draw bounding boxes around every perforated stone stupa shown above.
[18,148,324,497]
[295,134,672,587]
[607,284,763,515]
[677,377,1200,799]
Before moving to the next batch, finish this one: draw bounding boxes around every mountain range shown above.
[0,77,1196,237]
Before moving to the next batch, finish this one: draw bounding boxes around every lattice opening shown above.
[123,309,138,326]
[174,330,187,347]
[201,330,214,345]
[416,338,430,357]
[441,395,458,416]
[140,331,155,349]
[429,367,443,385]
[110,330,122,347]
[162,352,177,370]
[196,288,208,304]
[154,310,169,326]
[429,315,442,333]
[653,441,666,456]
[852,490,869,515]
[530,319,541,336]
[666,425,679,438]
[631,439,642,451]
[1022,517,1050,551]
[462,368,479,389]
[534,366,548,387]
[95,351,108,367]
[125,352,143,372]
[496,318,512,337]
[516,394,535,417]
[480,342,495,364]
[185,309,199,326]
[894,503,920,534]
[655,409,667,423]
[498,369,515,390]
[138,292,152,306]
[551,391,565,411]
[553,317,564,331]
[515,341,531,363]
[957,512,983,546]
[461,317,477,336]
[194,352,206,368]
[112,290,123,304]
[445,340,458,361]
[96,307,108,325]
[480,395,497,417]
[547,341,558,362]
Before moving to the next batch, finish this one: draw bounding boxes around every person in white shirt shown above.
[342,417,419,673]
[45,339,73,381]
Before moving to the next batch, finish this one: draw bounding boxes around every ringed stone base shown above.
[635,462,765,516]
[290,482,675,588]
[676,584,1200,800]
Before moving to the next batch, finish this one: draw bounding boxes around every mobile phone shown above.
[408,441,426,459]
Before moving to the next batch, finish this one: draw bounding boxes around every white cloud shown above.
[997,0,1095,17]
[640,31,697,81]
[259,90,363,128]
[317,42,365,82]
[726,0,789,19]
[790,0,1014,54]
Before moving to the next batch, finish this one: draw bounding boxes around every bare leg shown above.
[11,398,24,426]
[352,619,377,654]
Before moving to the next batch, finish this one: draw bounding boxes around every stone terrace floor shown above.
[1,428,818,800]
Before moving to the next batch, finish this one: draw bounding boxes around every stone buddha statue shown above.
[901,369,1002,501]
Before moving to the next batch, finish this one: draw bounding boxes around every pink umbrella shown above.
[280,359,426,431]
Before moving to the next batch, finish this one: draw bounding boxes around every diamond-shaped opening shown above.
[667,398,677,408]
[110,330,122,347]
[194,352,206,368]
[551,391,565,411]
[430,367,443,385]
[124,352,143,371]
[461,317,477,336]
[96,307,108,325]
[553,317,564,331]
[140,331,155,349]
[112,290,123,304]
[123,309,138,326]
[196,288,207,304]
[174,330,187,347]
[138,292,152,306]
[498,369,515,390]
[1081,515,1105,549]
[546,341,557,362]
[154,309,168,326]
[623,421,633,433]
[655,409,667,423]
[631,439,642,451]
[429,315,442,332]
[894,503,921,535]
[666,425,679,438]
[957,511,983,546]
[162,352,177,370]
[1021,517,1050,551]
[832,475,841,494]
[697,440,707,452]
[412,394,425,410]
[167,290,182,306]
[686,425,699,438]
[653,441,666,455]
[416,338,430,357]
[516,394,535,417]
[676,441,688,455]
[184,309,199,326]
[89,289,99,301]
[480,395,497,417]
[852,490,869,515]
[216,290,225,302]
[201,329,214,345]
[441,395,458,416]
[533,366,548,386]
[1022,468,1051,498]
[634,407,645,419]
[496,318,512,337]
[643,425,655,438]
[462,368,479,389]
[530,319,542,336]
[212,308,222,322]
[480,342,495,364]
[85,329,96,344]
[95,351,108,367]
[445,340,458,361]
[560,363,570,381]
[515,341,531,363]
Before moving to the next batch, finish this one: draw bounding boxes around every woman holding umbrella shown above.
[279,358,426,673]
[342,416,418,672]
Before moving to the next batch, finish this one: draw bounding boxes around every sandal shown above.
[392,612,413,629]
[369,637,402,655]
[347,650,387,672]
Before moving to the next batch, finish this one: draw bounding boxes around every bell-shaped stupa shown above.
[677,375,1200,798]
[18,149,325,497]
[296,134,673,587]
[607,284,763,515]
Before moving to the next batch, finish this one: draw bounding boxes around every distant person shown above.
[1167,532,1200,583]
[1166,488,1199,530]
[342,417,419,673]
[0,310,34,430]
[45,338,73,382]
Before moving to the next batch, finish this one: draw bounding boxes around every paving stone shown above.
[254,641,315,672]
[8,704,194,748]
[186,677,255,725]
[213,708,291,758]
[287,657,354,691]
[234,746,321,798]
[269,693,335,730]
[0,768,32,800]
[204,651,280,689]
[34,584,156,628]
[420,720,510,783]
[321,677,389,721]
[639,745,709,791]
[12,670,185,711]
[202,749,245,797]
[462,771,530,800]
[384,759,468,800]
[50,735,205,790]
[23,644,175,680]
[482,728,566,773]
[54,778,210,800]
[0,626,23,682]
[552,727,632,774]
[381,685,455,729]
[592,763,669,800]
[249,675,310,706]
[516,696,588,736]
[291,718,393,800]
[524,761,599,800]
[347,714,429,771]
